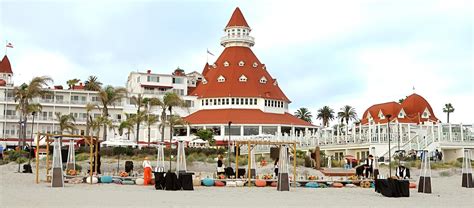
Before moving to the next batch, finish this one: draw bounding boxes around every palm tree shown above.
[14,76,53,147]
[84,76,102,91]
[131,94,146,144]
[317,106,335,127]
[295,107,313,123]
[337,105,357,125]
[66,78,80,89]
[85,103,96,138]
[443,103,455,123]
[55,112,76,134]
[156,92,185,142]
[164,92,186,144]
[145,115,158,147]
[98,85,127,141]
[118,115,135,141]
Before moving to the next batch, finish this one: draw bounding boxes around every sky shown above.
[1,0,473,125]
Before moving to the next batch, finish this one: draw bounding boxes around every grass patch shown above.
[75,153,90,161]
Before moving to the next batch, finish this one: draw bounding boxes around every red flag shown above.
[6,43,13,48]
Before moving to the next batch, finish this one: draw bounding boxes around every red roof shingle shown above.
[189,47,290,102]
[184,109,314,126]
[0,55,13,74]
[226,7,250,28]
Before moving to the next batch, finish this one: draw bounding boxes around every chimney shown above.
[147,70,151,74]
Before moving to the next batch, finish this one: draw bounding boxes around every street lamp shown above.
[227,121,232,168]
[386,114,392,177]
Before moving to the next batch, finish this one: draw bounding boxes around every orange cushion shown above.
[214,181,225,187]
[270,182,277,187]
[332,182,343,188]
[255,180,267,187]
[409,182,417,189]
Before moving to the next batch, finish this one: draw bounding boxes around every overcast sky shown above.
[1,0,473,124]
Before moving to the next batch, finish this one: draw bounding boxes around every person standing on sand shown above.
[364,155,374,178]
[217,155,225,176]
[142,157,152,185]
[274,158,279,178]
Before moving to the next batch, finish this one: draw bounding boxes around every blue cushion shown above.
[202,178,214,186]
[305,182,319,188]
[101,176,113,183]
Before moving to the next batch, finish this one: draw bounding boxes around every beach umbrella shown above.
[176,140,186,173]
[51,136,64,187]
[156,142,165,172]
[66,139,76,171]
[277,144,289,191]
[249,145,256,178]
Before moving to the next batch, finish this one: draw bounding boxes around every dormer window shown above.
[224,61,229,67]
[421,108,431,119]
[378,110,385,119]
[273,80,278,86]
[217,75,226,82]
[260,76,267,84]
[252,62,258,68]
[398,109,406,118]
[202,78,207,84]
[239,75,247,82]
[239,61,245,67]
[212,64,217,68]
[262,65,266,70]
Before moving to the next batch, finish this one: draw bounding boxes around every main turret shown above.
[220,7,255,48]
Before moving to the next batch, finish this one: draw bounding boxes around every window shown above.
[226,98,229,105]
[224,61,229,67]
[239,75,247,82]
[236,98,240,105]
[260,76,267,84]
[254,99,257,105]
[244,126,259,136]
[202,78,207,84]
[239,61,245,66]
[253,62,258,68]
[147,76,159,82]
[262,126,278,135]
[265,100,267,106]
[207,126,221,136]
[201,100,204,106]
[231,98,235,105]
[245,98,248,105]
[172,77,184,84]
[225,126,241,136]
[240,98,244,105]
[137,77,141,83]
[212,64,217,68]
[205,99,209,106]
[218,99,221,105]
[217,75,225,82]
[185,100,194,107]
[213,99,216,105]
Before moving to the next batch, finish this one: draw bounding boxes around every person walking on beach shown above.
[217,155,225,176]
[364,155,374,178]
[274,158,279,178]
[142,157,152,185]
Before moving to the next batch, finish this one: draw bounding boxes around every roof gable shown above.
[0,55,13,74]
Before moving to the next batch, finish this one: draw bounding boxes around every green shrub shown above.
[16,157,28,164]
[76,153,90,161]
[4,150,29,162]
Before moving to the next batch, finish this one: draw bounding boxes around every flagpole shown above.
[5,40,7,55]
[206,48,209,64]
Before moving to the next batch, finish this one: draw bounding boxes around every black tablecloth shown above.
[164,172,180,191]
[179,172,194,191]
[375,179,410,197]
[153,172,166,190]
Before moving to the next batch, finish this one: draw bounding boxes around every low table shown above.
[375,179,410,197]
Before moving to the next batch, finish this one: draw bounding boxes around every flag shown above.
[6,43,13,48]
[207,49,214,56]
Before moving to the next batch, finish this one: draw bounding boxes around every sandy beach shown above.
[1,161,473,208]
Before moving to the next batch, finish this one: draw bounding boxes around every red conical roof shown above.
[226,7,250,28]
[189,46,290,102]
[0,55,13,74]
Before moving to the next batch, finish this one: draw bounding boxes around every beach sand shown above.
[1,162,473,208]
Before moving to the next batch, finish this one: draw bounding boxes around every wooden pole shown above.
[235,143,239,178]
[247,141,251,187]
[35,133,40,184]
[45,135,50,182]
[293,142,297,187]
[94,140,98,174]
[89,137,93,184]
